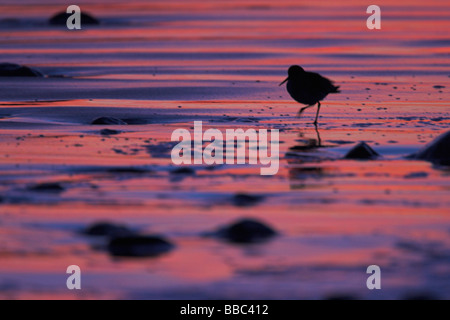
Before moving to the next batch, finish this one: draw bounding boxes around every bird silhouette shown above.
[280,65,340,125]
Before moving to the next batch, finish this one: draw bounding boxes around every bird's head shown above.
[279,65,304,86]
[288,65,304,77]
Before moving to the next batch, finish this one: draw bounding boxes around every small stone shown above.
[232,193,264,207]
[28,182,65,193]
[403,172,428,179]
[49,11,100,25]
[211,218,277,244]
[171,167,195,175]
[0,63,43,77]
[108,235,175,257]
[344,142,379,160]
[107,167,149,174]
[91,117,127,125]
[83,222,134,238]
[100,129,121,136]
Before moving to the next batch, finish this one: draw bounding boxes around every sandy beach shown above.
[0,0,449,299]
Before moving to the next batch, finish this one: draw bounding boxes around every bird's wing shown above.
[306,72,338,93]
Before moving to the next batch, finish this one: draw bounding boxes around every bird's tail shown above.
[332,85,340,93]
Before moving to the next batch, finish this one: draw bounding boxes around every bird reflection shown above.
[286,125,332,190]
[289,124,322,152]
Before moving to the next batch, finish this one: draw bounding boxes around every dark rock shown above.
[171,167,195,175]
[83,222,135,238]
[108,235,174,257]
[204,165,222,171]
[403,172,428,179]
[407,130,450,165]
[91,117,127,125]
[232,193,264,207]
[100,129,121,136]
[28,182,65,193]
[211,218,277,244]
[169,167,196,182]
[344,142,379,160]
[0,63,44,77]
[106,167,149,174]
[49,11,100,25]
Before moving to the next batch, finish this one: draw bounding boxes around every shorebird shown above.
[280,65,340,125]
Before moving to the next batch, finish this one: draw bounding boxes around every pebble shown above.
[100,129,121,136]
[83,222,135,238]
[344,142,379,160]
[28,182,65,193]
[210,218,277,244]
[108,235,175,257]
[91,117,128,125]
[106,167,149,174]
[232,193,264,207]
[171,167,195,175]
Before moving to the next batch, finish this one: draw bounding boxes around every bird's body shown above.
[286,71,338,105]
[280,65,340,124]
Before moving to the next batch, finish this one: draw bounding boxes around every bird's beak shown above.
[279,77,289,86]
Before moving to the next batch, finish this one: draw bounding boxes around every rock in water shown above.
[0,63,43,77]
[28,182,65,193]
[91,117,127,125]
[408,131,450,165]
[212,218,277,244]
[108,236,175,257]
[170,167,195,175]
[344,142,379,160]
[232,193,264,207]
[83,222,134,238]
[107,167,149,174]
[100,129,121,136]
[49,11,100,25]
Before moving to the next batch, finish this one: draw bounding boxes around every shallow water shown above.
[0,0,449,299]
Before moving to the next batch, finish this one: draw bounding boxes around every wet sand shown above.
[0,0,449,299]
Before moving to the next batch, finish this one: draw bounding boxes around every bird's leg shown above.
[314,122,322,146]
[297,105,314,117]
[313,102,321,125]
